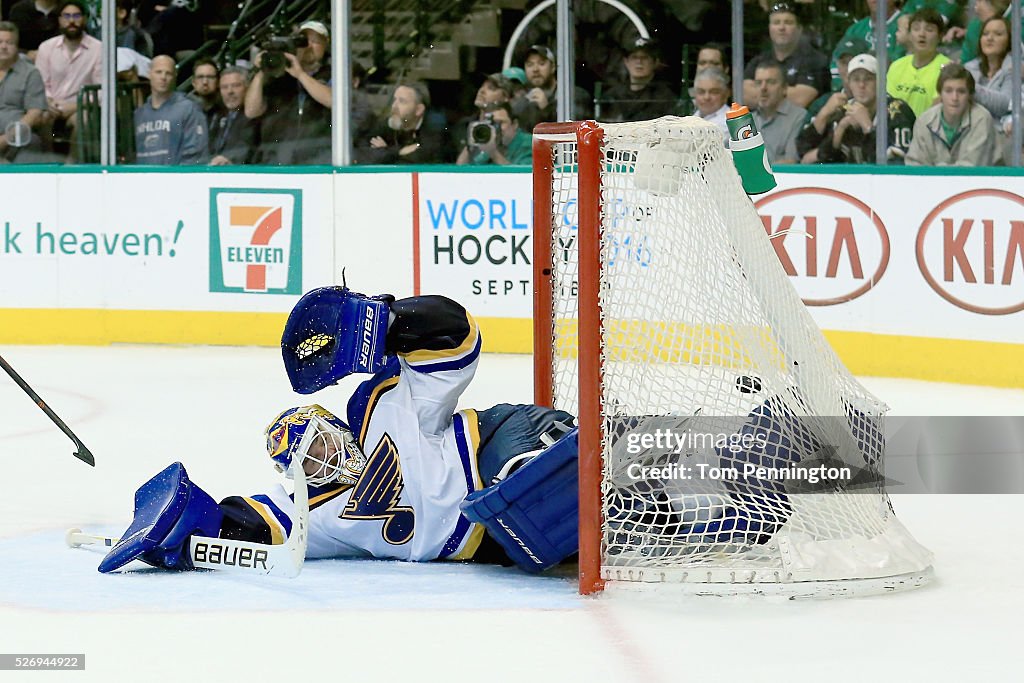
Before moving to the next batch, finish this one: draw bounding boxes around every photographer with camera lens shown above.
[455,102,530,166]
[244,20,332,165]
[446,72,512,160]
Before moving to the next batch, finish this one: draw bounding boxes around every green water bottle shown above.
[726,103,777,195]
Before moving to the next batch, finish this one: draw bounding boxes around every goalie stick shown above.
[0,353,95,467]
[67,463,310,577]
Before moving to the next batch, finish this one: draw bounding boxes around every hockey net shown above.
[532,118,933,597]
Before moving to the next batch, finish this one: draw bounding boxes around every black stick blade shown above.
[74,444,96,467]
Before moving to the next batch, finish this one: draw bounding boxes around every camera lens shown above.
[263,50,285,78]
[471,123,492,144]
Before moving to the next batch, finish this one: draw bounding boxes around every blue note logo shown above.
[341,433,415,545]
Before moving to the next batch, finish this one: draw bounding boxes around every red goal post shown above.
[532,121,605,594]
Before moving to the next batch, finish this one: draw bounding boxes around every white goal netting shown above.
[535,117,932,596]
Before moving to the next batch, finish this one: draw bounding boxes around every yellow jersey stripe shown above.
[358,376,400,446]
[308,485,353,510]
[401,313,480,364]
[242,496,285,545]
[449,523,487,561]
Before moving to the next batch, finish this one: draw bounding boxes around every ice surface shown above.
[0,346,1021,681]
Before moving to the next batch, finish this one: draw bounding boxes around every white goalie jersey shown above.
[219,298,487,562]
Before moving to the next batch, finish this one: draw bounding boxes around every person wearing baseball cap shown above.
[514,44,592,132]
[446,71,515,160]
[812,53,916,164]
[796,38,871,162]
[601,37,678,122]
[742,3,830,110]
[245,17,332,164]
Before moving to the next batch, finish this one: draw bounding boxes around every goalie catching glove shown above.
[282,286,394,394]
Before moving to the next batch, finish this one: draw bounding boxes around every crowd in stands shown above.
[0,0,1020,167]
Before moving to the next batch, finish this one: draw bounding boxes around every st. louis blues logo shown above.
[341,433,415,545]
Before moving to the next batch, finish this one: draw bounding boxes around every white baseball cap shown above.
[298,20,329,40]
[847,53,877,76]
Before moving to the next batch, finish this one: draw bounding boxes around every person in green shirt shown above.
[455,102,532,166]
[829,0,905,91]
[901,0,962,26]
[886,7,951,117]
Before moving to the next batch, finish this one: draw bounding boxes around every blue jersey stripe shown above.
[251,494,293,536]
[408,334,482,375]
[438,413,477,558]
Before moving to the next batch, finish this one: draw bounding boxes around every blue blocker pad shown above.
[460,428,579,573]
[98,462,223,573]
[282,286,393,394]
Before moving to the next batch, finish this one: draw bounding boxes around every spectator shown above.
[245,19,332,165]
[829,0,905,91]
[742,2,830,110]
[957,1,1022,64]
[750,60,805,164]
[8,0,59,60]
[906,64,997,166]
[188,57,221,126]
[902,0,962,56]
[449,72,513,160]
[964,17,1014,122]
[513,45,592,133]
[696,42,729,78]
[356,81,444,165]
[601,37,678,122]
[0,21,46,162]
[813,54,916,165]
[693,67,730,144]
[208,65,256,166]
[35,1,101,152]
[455,101,530,166]
[116,0,151,56]
[133,54,208,165]
[502,66,528,103]
[886,8,950,117]
[797,37,869,163]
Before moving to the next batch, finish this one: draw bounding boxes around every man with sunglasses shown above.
[34,1,101,153]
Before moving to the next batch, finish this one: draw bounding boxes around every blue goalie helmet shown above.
[265,405,366,487]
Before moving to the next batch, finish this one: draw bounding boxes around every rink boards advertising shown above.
[0,167,1020,387]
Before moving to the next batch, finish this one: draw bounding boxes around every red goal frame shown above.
[531,121,605,595]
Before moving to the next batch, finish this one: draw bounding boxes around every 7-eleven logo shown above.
[210,189,302,295]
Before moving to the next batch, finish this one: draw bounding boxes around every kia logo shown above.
[916,189,1024,315]
[755,188,890,306]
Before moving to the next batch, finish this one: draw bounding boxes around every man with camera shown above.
[244,19,331,165]
[455,102,530,166]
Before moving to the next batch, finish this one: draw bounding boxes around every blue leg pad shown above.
[460,428,578,572]
[98,462,223,573]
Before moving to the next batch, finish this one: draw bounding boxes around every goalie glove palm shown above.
[282,286,393,394]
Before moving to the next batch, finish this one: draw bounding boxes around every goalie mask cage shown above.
[532,118,933,598]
